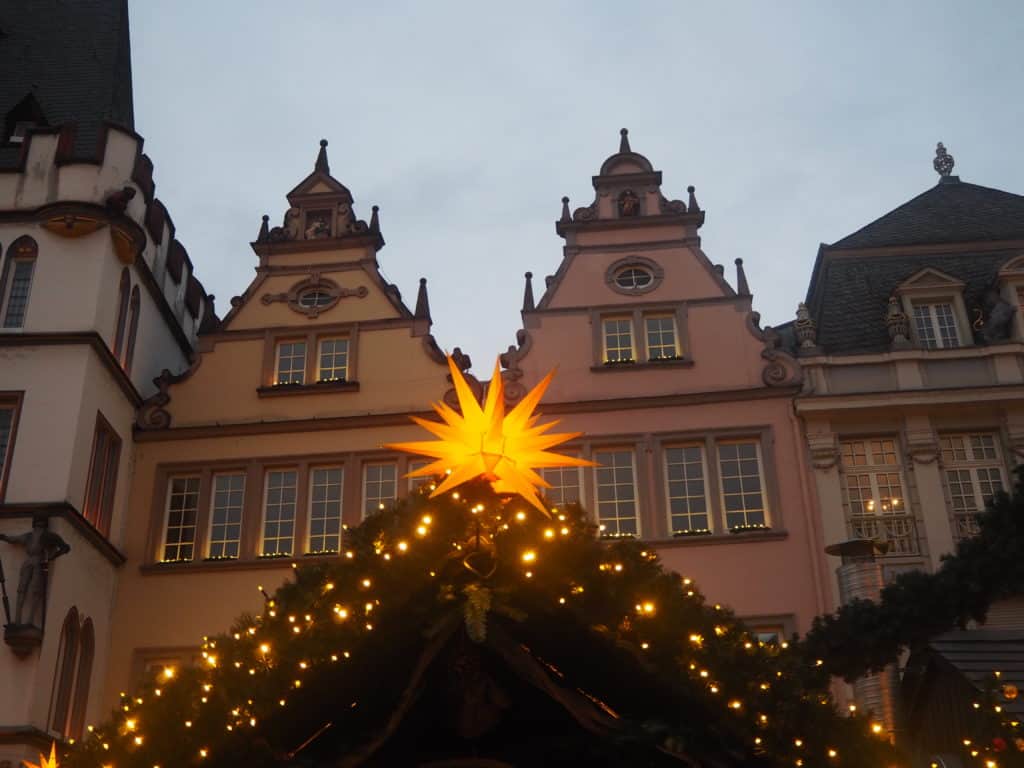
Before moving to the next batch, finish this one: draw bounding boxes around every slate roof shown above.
[0,0,133,168]
[804,177,1024,355]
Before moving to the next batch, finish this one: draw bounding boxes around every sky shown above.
[129,1,1024,367]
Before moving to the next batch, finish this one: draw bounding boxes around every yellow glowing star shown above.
[24,742,59,768]
[387,357,594,514]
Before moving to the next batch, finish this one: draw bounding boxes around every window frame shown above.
[113,268,131,359]
[663,442,712,535]
[592,447,641,538]
[260,468,299,557]
[206,471,247,560]
[0,390,24,502]
[939,432,1008,541]
[362,461,398,519]
[308,465,344,554]
[601,315,635,363]
[123,285,141,374]
[160,474,202,563]
[911,300,961,349]
[274,338,308,385]
[260,325,361,394]
[82,412,120,537]
[316,336,351,383]
[539,463,585,509]
[716,439,770,531]
[592,304,691,368]
[644,313,682,361]
[895,269,970,350]
[0,236,39,330]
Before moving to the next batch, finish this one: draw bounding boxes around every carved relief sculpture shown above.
[304,209,332,239]
[1,515,71,655]
[618,188,640,217]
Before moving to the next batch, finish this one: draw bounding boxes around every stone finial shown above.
[734,258,750,296]
[687,185,701,213]
[886,296,911,348]
[933,142,955,178]
[315,138,330,173]
[414,277,431,322]
[619,128,631,153]
[257,214,269,242]
[560,196,571,223]
[370,205,380,233]
[795,302,818,349]
[522,271,535,312]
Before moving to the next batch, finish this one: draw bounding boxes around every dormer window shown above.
[894,268,969,350]
[912,301,960,349]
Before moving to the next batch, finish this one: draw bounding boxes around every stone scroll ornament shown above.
[386,357,595,515]
[0,515,70,656]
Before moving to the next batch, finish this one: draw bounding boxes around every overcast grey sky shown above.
[130,1,1024,368]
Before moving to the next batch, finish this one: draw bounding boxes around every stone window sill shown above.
[141,551,341,575]
[644,529,788,548]
[590,358,694,372]
[257,380,360,397]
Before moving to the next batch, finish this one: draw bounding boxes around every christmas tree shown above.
[64,360,906,767]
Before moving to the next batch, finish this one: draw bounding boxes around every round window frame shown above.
[296,287,336,309]
[605,256,664,296]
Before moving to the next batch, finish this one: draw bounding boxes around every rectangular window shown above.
[262,470,297,556]
[208,473,245,559]
[602,317,634,362]
[665,445,710,534]
[594,450,638,537]
[162,477,200,562]
[309,467,343,553]
[645,315,679,360]
[317,338,349,382]
[718,441,767,530]
[540,465,581,507]
[363,463,397,517]
[2,258,35,328]
[275,341,307,384]
[751,626,784,645]
[912,301,959,349]
[0,397,20,499]
[940,433,1005,540]
[408,460,432,491]
[840,438,917,554]
[83,415,120,536]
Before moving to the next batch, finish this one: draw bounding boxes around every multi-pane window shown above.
[275,341,307,384]
[941,433,1005,540]
[645,315,679,360]
[840,438,916,554]
[602,318,634,362]
[540,465,582,507]
[665,445,710,533]
[718,442,767,529]
[0,402,17,496]
[262,470,297,556]
[317,338,349,382]
[83,415,120,536]
[408,460,432,491]
[613,267,653,291]
[594,450,638,537]
[912,301,959,349]
[2,257,36,329]
[209,474,245,559]
[162,477,200,562]
[308,467,343,553]
[363,463,397,517]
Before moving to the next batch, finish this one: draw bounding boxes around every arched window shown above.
[68,618,94,740]
[49,607,80,735]
[113,268,130,359]
[0,236,39,329]
[124,286,141,374]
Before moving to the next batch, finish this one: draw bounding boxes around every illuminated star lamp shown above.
[23,742,59,768]
[386,357,594,515]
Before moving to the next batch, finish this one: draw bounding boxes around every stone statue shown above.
[0,515,70,628]
[618,189,640,217]
[981,289,1017,343]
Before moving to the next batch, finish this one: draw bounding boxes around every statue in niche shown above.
[618,189,640,217]
[979,288,1017,343]
[304,210,332,239]
[0,515,70,628]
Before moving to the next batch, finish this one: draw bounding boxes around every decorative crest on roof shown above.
[933,142,955,178]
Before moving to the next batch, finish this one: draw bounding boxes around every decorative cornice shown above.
[0,332,142,406]
[0,501,126,566]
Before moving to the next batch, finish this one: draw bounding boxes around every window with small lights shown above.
[363,462,397,518]
[593,449,638,537]
[840,438,917,554]
[308,467,343,553]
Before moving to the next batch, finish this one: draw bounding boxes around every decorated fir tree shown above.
[63,360,910,767]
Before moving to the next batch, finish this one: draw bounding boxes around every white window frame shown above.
[644,313,681,361]
[307,466,344,554]
[407,459,432,492]
[601,316,635,363]
[940,432,1007,540]
[316,337,350,382]
[207,473,246,560]
[839,437,917,555]
[160,475,201,563]
[539,464,585,508]
[274,340,307,385]
[592,448,640,538]
[911,300,961,349]
[362,462,397,518]
[716,440,770,530]
[260,469,298,557]
[663,443,712,534]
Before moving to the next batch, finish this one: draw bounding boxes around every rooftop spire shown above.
[257,214,269,243]
[315,138,330,174]
[522,272,535,312]
[933,142,955,178]
[560,196,571,223]
[687,185,701,213]
[734,258,750,296]
[619,127,631,153]
[414,277,431,322]
[370,205,380,233]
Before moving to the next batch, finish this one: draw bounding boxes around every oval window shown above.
[614,267,653,291]
[297,288,334,308]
